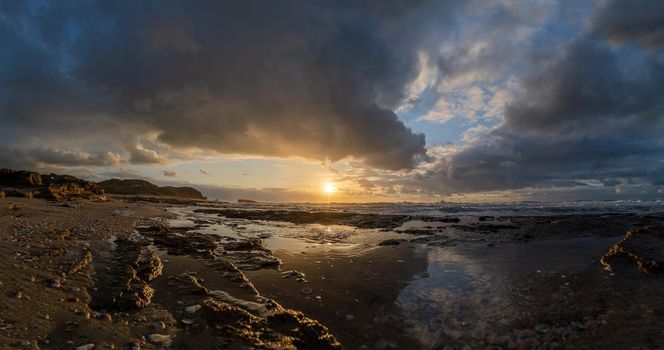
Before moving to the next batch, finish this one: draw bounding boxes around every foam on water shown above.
[198,199,664,217]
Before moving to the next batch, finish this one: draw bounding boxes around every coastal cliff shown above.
[97,179,205,199]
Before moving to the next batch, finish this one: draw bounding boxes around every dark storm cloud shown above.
[504,37,664,136]
[412,0,664,197]
[601,178,622,187]
[426,133,662,194]
[0,145,121,168]
[26,147,121,167]
[594,0,664,48]
[648,166,664,186]
[0,0,461,170]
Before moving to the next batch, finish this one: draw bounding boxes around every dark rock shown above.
[420,216,460,223]
[0,168,106,201]
[222,239,263,251]
[46,182,103,201]
[147,231,216,257]
[451,223,519,233]
[165,270,340,349]
[281,270,306,279]
[67,249,93,275]
[168,272,209,295]
[199,294,341,349]
[398,229,436,235]
[223,250,281,270]
[137,251,163,281]
[600,226,664,273]
[89,240,158,310]
[0,169,42,186]
[237,199,257,203]
[204,259,259,294]
[193,208,409,230]
[378,239,404,246]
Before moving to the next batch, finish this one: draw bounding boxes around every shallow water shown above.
[396,237,618,349]
[162,205,664,349]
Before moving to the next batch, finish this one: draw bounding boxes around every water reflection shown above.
[163,206,664,349]
[397,238,619,349]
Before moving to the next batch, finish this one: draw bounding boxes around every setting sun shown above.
[323,182,337,194]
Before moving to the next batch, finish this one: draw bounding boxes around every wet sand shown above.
[0,197,173,349]
[1,197,664,349]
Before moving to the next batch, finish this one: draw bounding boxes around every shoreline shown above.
[1,197,663,349]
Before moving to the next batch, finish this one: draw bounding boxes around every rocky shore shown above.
[0,197,341,349]
[0,169,106,201]
[1,182,664,349]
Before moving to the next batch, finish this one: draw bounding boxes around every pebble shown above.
[181,318,194,325]
[153,321,166,331]
[345,314,355,321]
[75,344,95,350]
[148,334,172,347]
[97,313,112,321]
[534,324,550,333]
[374,339,389,349]
[50,277,61,288]
[15,291,23,299]
[184,305,201,314]
[444,329,463,341]
[281,270,305,279]
[373,339,398,349]
[300,287,313,295]
[19,340,31,347]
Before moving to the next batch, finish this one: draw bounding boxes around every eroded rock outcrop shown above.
[600,226,664,273]
[169,271,341,349]
[90,239,162,310]
[140,222,282,270]
[193,208,409,229]
[0,168,106,201]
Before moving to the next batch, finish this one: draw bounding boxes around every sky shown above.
[1,0,664,202]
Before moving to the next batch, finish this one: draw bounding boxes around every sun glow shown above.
[323,182,337,194]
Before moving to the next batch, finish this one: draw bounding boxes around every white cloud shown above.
[461,124,490,143]
[398,52,439,112]
[128,144,169,164]
[419,84,511,123]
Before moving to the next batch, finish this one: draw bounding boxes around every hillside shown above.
[97,179,205,199]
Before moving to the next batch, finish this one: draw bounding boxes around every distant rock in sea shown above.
[237,199,258,203]
[97,178,205,199]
